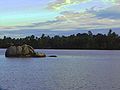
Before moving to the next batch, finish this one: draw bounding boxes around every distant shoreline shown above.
[0,30,120,50]
[1,48,120,50]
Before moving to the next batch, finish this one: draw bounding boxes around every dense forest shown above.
[0,29,120,50]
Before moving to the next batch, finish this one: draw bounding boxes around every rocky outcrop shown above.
[5,44,46,57]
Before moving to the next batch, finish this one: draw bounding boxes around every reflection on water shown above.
[0,49,120,90]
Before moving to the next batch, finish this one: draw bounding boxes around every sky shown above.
[0,0,120,37]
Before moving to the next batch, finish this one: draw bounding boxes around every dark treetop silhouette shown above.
[0,29,120,50]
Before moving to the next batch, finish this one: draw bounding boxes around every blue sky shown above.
[0,0,120,37]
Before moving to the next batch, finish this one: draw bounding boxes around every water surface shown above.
[0,49,120,90]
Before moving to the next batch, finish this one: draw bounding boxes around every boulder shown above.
[5,44,46,58]
[22,44,32,55]
[16,46,22,55]
[34,53,46,57]
[5,46,17,57]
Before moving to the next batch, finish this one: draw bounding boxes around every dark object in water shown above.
[49,55,57,57]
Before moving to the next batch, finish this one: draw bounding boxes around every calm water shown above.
[0,49,120,90]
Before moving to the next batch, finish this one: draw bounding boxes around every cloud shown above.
[89,5,120,19]
[0,26,16,30]
[54,11,120,30]
[12,10,119,31]
[47,0,91,10]
[1,0,120,32]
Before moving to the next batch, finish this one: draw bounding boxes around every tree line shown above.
[0,29,120,50]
